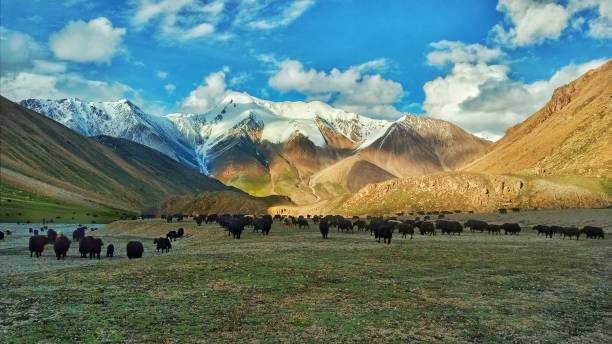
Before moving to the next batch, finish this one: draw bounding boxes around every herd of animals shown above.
[0,210,606,261]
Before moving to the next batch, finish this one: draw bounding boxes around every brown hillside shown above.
[465,60,612,177]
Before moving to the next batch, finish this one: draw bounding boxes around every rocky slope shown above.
[464,59,612,177]
[283,172,609,216]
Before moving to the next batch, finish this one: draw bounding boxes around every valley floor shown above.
[1,210,611,343]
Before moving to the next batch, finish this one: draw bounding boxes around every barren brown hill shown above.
[312,172,610,216]
[360,115,491,177]
[464,60,612,177]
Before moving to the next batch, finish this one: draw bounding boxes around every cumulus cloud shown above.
[0,27,44,73]
[492,0,612,46]
[131,0,315,42]
[427,40,504,66]
[157,71,169,79]
[423,50,606,140]
[49,17,126,62]
[180,71,227,113]
[0,72,137,102]
[268,59,403,118]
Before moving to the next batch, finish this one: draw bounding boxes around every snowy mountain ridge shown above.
[20,92,399,173]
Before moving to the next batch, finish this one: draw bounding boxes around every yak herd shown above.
[0,210,605,262]
[13,224,188,260]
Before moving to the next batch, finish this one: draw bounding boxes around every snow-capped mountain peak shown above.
[20,93,396,175]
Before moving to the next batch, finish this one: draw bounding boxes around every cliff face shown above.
[464,60,612,177]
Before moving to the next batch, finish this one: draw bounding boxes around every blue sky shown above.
[0,0,610,139]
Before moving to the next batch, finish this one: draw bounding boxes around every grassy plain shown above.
[1,211,611,343]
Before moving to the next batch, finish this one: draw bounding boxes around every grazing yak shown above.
[297,218,309,229]
[436,220,463,235]
[79,237,104,259]
[502,223,521,235]
[154,238,172,253]
[29,235,47,257]
[127,241,144,259]
[53,236,71,260]
[177,228,185,238]
[166,230,178,241]
[0,231,4,241]
[319,220,330,239]
[106,244,115,257]
[533,225,554,238]
[581,226,604,239]
[487,224,502,235]
[227,218,245,239]
[397,222,414,239]
[417,221,435,236]
[464,219,488,233]
[254,216,273,235]
[353,220,367,231]
[370,220,393,244]
[562,227,581,240]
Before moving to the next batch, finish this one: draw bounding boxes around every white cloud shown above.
[427,40,505,66]
[49,17,126,62]
[493,0,569,46]
[423,53,606,140]
[164,83,176,94]
[157,70,169,79]
[268,59,403,118]
[131,0,315,42]
[493,0,612,46]
[180,71,227,113]
[0,27,44,73]
[246,0,314,29]
[1,72,137,102]
[32,60,68,74]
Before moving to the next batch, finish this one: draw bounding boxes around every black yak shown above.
[319,220,330,239]
[581,226,604,239]
[464,219,488,233]
[0,231,4,241]
[487,224,502,235]
[417,221,435,236]
[177,228,185,238]
[353,220,367,231]
[166,230,178,241]
[53,236,71,260]
[127,241,144,259]
[106,244,115,257]
[297,218,309,229]
[562,227,581,240]
[154,238,172,253]
[397,222,414,239]
[436,220,463,235]
[79,237,103,259]
[254,216,273,235]
[29,235,47,257]
[502,223,521,235]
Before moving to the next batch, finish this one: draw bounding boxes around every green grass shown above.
[0,183,134,224]
[1,220,611,343]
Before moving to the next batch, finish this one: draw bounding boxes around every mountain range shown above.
[19,92,489,204]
